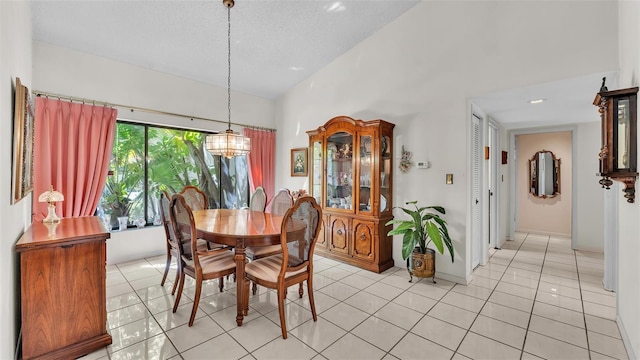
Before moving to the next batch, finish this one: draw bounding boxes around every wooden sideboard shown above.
[16,217,112,360]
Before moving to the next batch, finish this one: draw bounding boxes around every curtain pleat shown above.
[33,97,117,221]
[243,128,275,200]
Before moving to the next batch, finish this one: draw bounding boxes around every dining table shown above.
[192,208,284,326]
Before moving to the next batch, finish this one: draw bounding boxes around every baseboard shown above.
[435,272,470,285]
[516,228,571,238]
[617,314,637,360]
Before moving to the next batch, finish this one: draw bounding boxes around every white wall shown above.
[33,42,275,133]
[33,41,277,265]
[275,1,618,282]
[574,121,605,252]
[0,1,32,357]
[617,1,640,359]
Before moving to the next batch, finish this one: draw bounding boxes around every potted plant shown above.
[386,201,454,282]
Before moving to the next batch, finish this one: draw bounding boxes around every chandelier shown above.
[205,0,251,158]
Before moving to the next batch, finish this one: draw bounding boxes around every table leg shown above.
[235,242,246,326]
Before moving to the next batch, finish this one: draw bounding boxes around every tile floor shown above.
[84,232,629,360]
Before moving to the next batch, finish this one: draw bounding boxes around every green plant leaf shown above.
[426,221,444,254]
[402,231,416,260]
[442,228,455,262]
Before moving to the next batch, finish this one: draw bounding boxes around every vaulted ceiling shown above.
[31,0,614,128]
[32,0,420,100]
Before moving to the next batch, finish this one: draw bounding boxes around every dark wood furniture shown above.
[192,209,284,326]
[242,196,322,339]
[170,194,237,327]
[307,116,395,273]
[16,217,112,360]
[593,79,639,203]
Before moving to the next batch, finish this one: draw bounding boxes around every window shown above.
[97,121,249,230]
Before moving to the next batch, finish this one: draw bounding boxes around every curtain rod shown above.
[32,89,277,132]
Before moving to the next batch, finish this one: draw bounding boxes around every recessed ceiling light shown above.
[289,66,304,71]
[324,2,346,12]
[528,99,546,104]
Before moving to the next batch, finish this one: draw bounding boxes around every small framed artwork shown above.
[291,147,308,177]
[11,77,35,204]
[502,151,508,165]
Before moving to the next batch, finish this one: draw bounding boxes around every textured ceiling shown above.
[32,0,420,99]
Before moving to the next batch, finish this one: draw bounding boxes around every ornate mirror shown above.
[529,150,560,198]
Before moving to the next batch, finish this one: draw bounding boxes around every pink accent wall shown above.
[517,131,572,237]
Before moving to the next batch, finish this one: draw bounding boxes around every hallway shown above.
[90,232,628,359]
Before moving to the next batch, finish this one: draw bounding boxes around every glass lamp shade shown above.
[205,129,251,158]
[38,187,64,223]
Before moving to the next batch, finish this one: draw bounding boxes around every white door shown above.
[472,114,482,269]
[489,123,502,248]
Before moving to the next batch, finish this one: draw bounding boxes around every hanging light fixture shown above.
[205,0,251,158]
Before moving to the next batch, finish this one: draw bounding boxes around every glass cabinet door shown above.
[359,135,373,212]
[326,131,353,210]
[380,134,391,212]
[616,98,631,170]
[311,140,323,204]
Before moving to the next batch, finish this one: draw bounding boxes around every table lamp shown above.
[39,185,64,223]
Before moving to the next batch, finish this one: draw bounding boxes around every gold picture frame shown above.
[291,147,308,177]
[12,77,35,204]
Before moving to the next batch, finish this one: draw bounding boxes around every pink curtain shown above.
[33,97,117,221]
[243,128,275,199]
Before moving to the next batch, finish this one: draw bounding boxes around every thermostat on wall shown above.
[416,160,430,169]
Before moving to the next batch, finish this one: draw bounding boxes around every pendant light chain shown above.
[227,5,231,130]
[204,0,250,158]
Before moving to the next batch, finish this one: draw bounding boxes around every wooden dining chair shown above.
[159,190,208,293]
[180,185,229,250]
[242,196,322,339]
[159,190,180,293]
[247,188,294,294]
[179,185,207,210]
[267,188,294,216]
[170,194,237,327]
[249,186,267,212]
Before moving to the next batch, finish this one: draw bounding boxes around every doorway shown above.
[512,130,572,238]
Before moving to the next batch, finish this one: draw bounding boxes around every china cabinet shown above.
[307,116,395,272]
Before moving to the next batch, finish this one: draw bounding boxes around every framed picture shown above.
[12,77,35,204]
[290,147,308,177]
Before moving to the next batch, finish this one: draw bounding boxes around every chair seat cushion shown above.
[184,251,236,274]
[245,254,307,283]
[246,245,282,259]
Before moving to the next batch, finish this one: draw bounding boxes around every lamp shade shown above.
[39,186,64,223]
[205,129,251,159]
[38,188,64,203]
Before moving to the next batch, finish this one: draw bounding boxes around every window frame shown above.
[99,119,250,229]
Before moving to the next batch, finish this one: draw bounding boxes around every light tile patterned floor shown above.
[84,233,630,360]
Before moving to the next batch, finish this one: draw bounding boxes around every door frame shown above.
[508,126,577,246]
